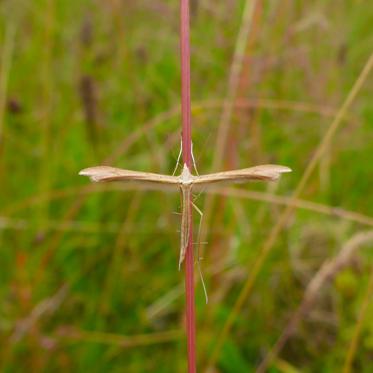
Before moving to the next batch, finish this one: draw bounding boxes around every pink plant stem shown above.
[180,1,196,372]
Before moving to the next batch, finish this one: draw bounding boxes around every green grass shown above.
[0,0,373,372]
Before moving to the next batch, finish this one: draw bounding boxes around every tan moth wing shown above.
[79,166,179,185]
[80,164,291,270]
[192,164,291,186]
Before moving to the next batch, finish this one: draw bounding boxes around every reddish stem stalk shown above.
[180,1,196,372]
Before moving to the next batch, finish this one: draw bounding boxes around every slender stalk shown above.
[180,1,196,372]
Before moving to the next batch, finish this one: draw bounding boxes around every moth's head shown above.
[180,163,193,184]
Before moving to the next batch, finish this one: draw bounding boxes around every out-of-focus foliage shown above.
[0,0,372,372]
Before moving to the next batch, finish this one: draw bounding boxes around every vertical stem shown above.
[181,0,192,165]
[180,1,196,372]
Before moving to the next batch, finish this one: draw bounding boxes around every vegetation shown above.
[0,0,372,372]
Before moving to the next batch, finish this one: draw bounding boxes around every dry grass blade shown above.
[257,230,373,373]
[0,215,123,234]
[10,285,69,343]
[7,182,373,231]
[216,187,373,228]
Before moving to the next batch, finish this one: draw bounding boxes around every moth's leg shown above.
[172,138,183,176]
[192,202,208,304]
[192,186,206,203]
[191,142,199,176]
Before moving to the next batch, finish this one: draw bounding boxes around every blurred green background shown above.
[1,0,373,372]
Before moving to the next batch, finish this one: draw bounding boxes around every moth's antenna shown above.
[172,138,183,176]
[173,139,198,176]
[191,142,199,176]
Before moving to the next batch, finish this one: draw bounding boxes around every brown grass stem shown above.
[180,1,196,371]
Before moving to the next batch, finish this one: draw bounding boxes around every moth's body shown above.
[180,163,194,186]
[179,183,192,269]
[79,163,291,267]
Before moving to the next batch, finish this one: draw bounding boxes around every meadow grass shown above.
[0,1,373,372]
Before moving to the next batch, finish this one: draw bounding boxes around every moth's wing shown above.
[193,164,291,187]
[79,166,179,185]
